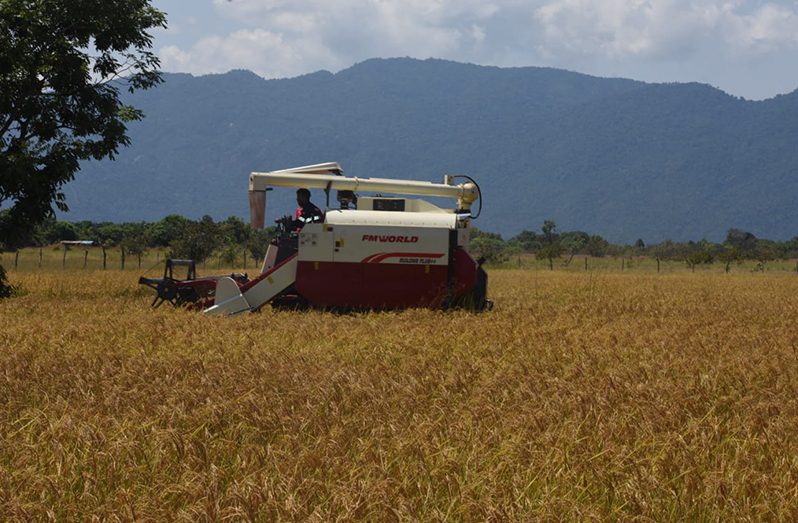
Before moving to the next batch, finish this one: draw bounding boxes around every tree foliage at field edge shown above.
[0,0,167,295]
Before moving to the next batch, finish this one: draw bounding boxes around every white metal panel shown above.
[325,209,457,229]
[242,256,298,310]
[333,225,450,266]
[204,277,251,316]
[204,256,298,315]
[271,162,343,175]
[356,197,449,213]
[298,223,335,262]
[457,227,470,248]
[249,172,477,209]
[261,243,278,273]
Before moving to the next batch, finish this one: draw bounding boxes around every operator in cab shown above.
[293,188,324,230]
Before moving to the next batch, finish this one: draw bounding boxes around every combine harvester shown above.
[142,163,491,314]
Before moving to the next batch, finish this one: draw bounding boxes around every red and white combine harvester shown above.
[141,163,491,314]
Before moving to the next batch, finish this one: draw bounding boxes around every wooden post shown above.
[243,252,247,270]
[656,257,660,273]
[83,249,88,269]
[156,251,160,264]
[584,257,588,271]
[120,247,125,270]
[14,250,19,269]
[39,247,43,268]
[621,258,624,271]
[62,245,67,269]
[102,246,107,270]
[137,252,142,269]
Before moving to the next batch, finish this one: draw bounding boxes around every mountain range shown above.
[62,58,798,242]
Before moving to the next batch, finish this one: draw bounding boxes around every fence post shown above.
[120,247,125,270]
[62,245,67,269]
[621,258,624,271]
[656,257,660,273]
[39,247,43,268]
[14,250,19,269]
[137,252,142,269]
[102,246,107,270]
[83,249,88,269]
[584,257,588,271]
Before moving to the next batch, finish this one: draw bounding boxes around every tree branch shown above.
[0,117,15,139]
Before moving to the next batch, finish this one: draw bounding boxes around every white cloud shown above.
[160,0,499,77]
[533,0,798,60]
[725,3,798,53]
[157,0,798,98]
[160,28,338,78]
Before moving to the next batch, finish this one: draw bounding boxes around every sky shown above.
[151,0,798,100]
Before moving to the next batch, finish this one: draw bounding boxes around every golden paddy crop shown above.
[1,268,797,520]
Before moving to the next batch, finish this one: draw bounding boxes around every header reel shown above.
[138,258,248,308]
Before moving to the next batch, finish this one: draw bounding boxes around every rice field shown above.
[1,267,798,520]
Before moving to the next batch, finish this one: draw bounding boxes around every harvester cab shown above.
[200,162,491,315]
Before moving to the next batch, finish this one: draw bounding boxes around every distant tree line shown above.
[6,215,276,266]
[470,221,798,272]
[5,216,798,273]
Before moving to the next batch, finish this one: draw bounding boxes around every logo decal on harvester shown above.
[361,252,445,264]
[361,234,419,243]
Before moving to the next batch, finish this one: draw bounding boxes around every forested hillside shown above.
[62,58,798,242]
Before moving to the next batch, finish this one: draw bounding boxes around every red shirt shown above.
[294,203,324,229]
